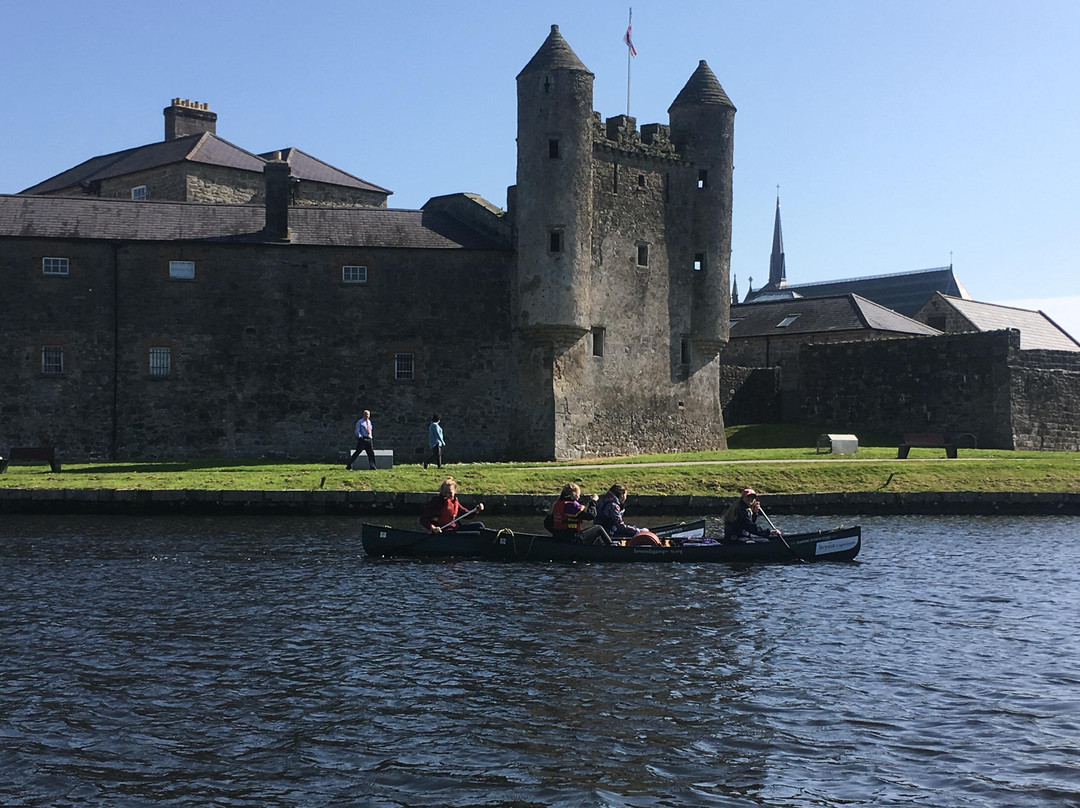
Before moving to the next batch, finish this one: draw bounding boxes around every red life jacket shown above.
[428,495,465,530]
[552,498,584,531]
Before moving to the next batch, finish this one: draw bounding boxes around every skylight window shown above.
[777,315,800,328]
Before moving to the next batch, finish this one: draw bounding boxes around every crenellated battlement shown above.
[592,113,678,158]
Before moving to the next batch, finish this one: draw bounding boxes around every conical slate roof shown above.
[669,60,735,109]
[518,24,591,76]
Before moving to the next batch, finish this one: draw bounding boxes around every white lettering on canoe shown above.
[815,536,858,556]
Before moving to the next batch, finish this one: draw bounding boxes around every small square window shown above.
[343,265,367,284]
[41,346,63,375]
[395,353,415,381]
[591,326,606,357]
[694,253,705,272]
[548,139,560,159]
[43,257,69,276]
[549,229,563,253]
[777,315,800,328]
[132,185,147,201]
[636,243,649,267]
[697,170,708,189]
[150,347,171,377]
[169,260,195,280]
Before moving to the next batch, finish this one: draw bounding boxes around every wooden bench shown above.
[897,433,957,459]
[0,447,62,473]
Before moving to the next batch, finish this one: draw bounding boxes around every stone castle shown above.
[1,26,737,462]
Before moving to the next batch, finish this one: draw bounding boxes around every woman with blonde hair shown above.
[419,477,485,533]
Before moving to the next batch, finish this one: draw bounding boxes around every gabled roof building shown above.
[21,99,391,208]
[914,293,1080,352]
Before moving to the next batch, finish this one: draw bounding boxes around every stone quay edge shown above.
[0,488,1077,516]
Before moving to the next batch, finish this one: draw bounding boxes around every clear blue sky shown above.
[4,0,1078,335]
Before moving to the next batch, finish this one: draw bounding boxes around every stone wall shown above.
[797,330,1017,448]
[2,235,514,461]
[1010,349,1080,450]
[720,365,781,425]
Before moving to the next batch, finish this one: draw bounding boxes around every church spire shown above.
[768,189,787,289]
[731,275,740,305]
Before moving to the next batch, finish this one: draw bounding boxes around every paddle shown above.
[758,505,806,564]
[438,507,478,531]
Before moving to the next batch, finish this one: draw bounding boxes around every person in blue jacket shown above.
[424,414,445,470]
[595,483,641,537]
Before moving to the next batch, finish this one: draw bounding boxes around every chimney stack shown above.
[164,98,217,141]
[264,152,293,242]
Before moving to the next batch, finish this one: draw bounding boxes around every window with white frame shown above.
[131,185,147,201]
[43,257,70,276]
[169,260,195,280]
[342,265,367,284]
[395,353,415,381]
[149,347,171,377]
[41,346,63,375]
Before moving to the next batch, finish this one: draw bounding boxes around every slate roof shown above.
[518,24,591,76]
[669,60,735,110]
[257,147,391,193]
[0,194,509,250]
[729,294,941,339]
[21,133,390,196]
[748,266,970,317]
[933,294,1080,351]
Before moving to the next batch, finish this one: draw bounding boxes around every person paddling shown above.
[721,488,781,544]
[420,477,485,533]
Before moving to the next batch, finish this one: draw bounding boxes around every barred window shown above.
[41,346,63,375]
[394,353,415,381]
[169,260,195,280]
[342,265,367,284]
[150,347,171,377]
[43,257,69,275]
[131,185,147,201]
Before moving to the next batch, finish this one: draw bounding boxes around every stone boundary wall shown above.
[797,331,1017,448]
[1,488,1076,516]
[1009,349,1080,451]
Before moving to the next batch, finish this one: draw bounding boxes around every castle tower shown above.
[513,25,595,348]
[668,61,736,356]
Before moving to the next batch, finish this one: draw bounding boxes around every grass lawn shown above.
[1,426,1076,496]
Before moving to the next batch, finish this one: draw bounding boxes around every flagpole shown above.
[626,8,633,117]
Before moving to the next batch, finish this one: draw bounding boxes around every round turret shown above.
[669,60,736,355]
[513,25,595,348]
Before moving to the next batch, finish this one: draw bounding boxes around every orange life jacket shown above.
[552,498,584,531]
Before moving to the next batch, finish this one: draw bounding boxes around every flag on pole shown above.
[624,20,637,57]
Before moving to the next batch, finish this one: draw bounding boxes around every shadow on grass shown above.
[725,424,898,449]
[62,460,286,475]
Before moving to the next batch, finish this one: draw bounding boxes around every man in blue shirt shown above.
[346,410,376,470]
[424,414,444,470]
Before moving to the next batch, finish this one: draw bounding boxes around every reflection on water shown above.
[1,514,1078,807]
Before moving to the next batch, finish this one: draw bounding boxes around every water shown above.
[1,514,1078,807]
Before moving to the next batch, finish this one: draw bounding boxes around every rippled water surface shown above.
[1,514,1078,807]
